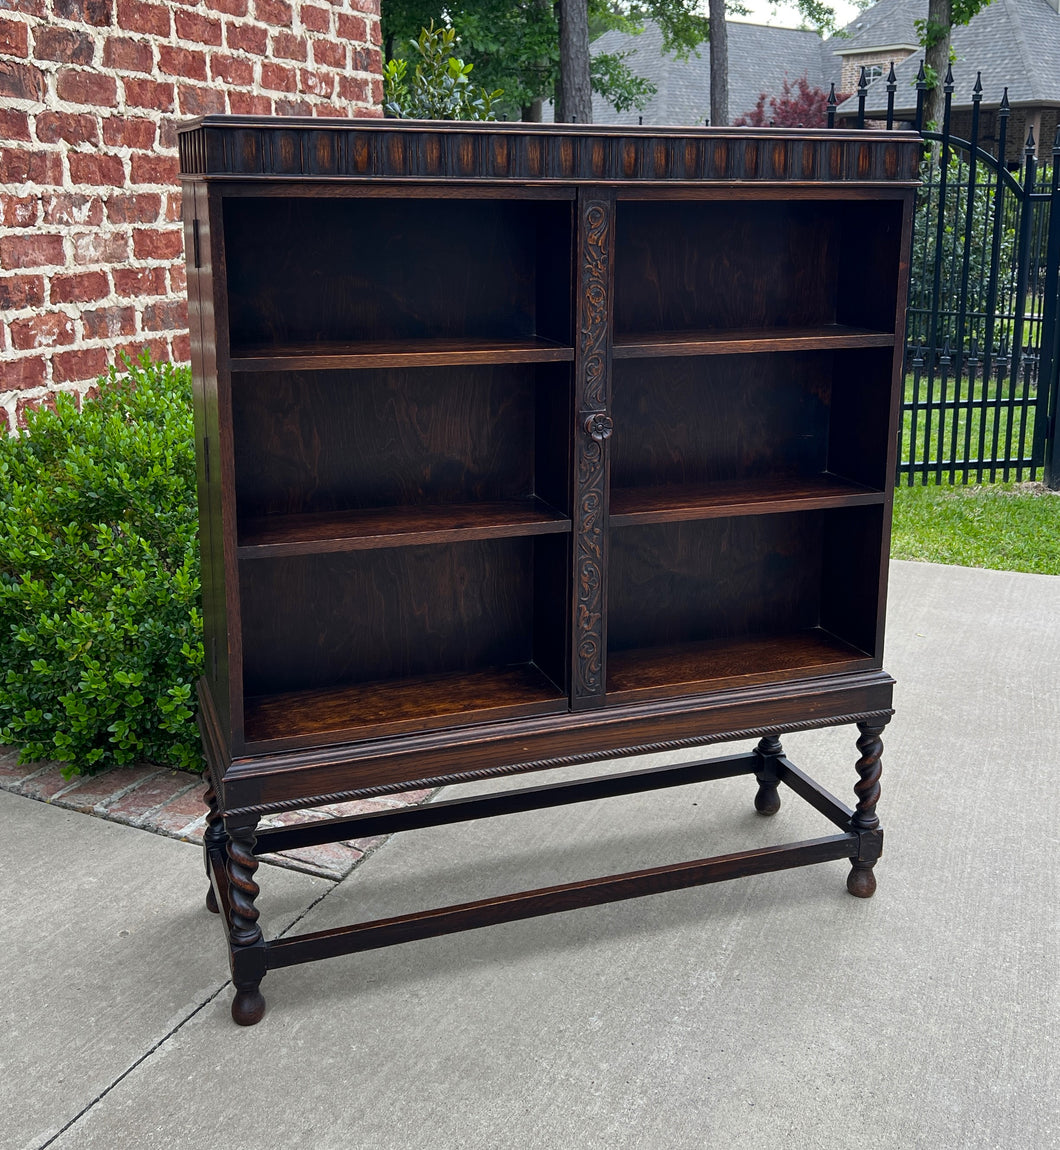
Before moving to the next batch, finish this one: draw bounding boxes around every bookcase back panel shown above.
[607,515,825,652]
[239,539,537,696]
[223,197,573,347]
[613,200,902,335]
[611,348,895,495]
[610,353,831,489]
[232,366,561,519]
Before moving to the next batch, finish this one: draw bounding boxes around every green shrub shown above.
[383,22,502,121]
[0,356,203,776]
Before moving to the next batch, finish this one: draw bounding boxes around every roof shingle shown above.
[840,0,1060,114]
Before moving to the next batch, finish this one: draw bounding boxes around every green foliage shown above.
[591,50,657,114]
[383,22,503,120]
[381,1,710,119]
[433,2,561,116]
[915,0,993,88]
[0,356,204,776]
[914,16,950,50]
[786,0,839,34]
[642,0,710,57]
[908,151,1018,352]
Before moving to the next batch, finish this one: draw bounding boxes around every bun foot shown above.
[754,784,781,816]
[206,884,219,914]
[232,987,266,1026]
[847,863,877,899]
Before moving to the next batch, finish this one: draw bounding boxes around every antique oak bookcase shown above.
[178,117,918,1025]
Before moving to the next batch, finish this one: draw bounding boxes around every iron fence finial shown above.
[827,83,837,130]
[886,63,897,129]
[972,72,982,101]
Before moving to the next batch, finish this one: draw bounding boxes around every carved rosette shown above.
[573,194,613,704]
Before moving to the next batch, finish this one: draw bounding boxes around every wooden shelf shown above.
[612,325,895,359]
[238,498,570,558]
[609,475,885,527]
[230,336,575,372]
[606,630,876,704]
[243,664,566,749]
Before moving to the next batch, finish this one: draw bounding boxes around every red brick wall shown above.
[0,0,382,428]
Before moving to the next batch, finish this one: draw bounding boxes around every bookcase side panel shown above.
[206,184,245,752]
[187,181,240,755]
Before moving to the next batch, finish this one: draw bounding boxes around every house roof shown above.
[584,0,1060,128]
[588,19,839,127]
[836,0,1060,114]
[829,0,919,54]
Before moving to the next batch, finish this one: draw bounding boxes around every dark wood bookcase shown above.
[179,117,919,1025]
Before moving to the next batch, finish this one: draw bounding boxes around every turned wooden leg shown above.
[226,817,267,1025]
[752,734,783,816]
[202,776,226,914]
[847,720,886,898]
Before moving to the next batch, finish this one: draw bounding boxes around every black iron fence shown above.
[831,65,1060,488]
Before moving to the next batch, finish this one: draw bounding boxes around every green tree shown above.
[382,1,842,126]
[382,2,709,122]
[706,0,838,125]
[917,1,995,129]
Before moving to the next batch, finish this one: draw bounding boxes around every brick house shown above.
[588,0,1060,166]
[834,0,1060,165]
[0,0,383,429]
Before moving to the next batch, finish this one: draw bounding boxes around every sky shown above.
[729,0,863,30]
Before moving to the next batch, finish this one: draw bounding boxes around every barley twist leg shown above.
[226,818,266,1025]
[847,720,886,898]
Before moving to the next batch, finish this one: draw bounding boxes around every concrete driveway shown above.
[2,559,1057,1150]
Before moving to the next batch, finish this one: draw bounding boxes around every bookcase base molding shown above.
[199,673,891,1026]
[179,117,917,1026]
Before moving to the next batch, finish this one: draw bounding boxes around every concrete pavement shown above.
[2,560,1058,1150]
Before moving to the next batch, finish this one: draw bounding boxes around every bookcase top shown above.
[177,115,921,186]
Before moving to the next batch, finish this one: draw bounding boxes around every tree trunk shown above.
[558,0,592,123]
[523,99,544,122]
[923,0,951,131]
[708,0,729,127]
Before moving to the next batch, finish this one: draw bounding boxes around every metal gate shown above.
[835,66,1060,487]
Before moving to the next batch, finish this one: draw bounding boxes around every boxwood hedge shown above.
[0,357,204,775]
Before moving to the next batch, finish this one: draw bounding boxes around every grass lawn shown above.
[899,373,1040,484]
[891,480,1060,575]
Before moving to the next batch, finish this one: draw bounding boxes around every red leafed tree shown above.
[734,74,840,128]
